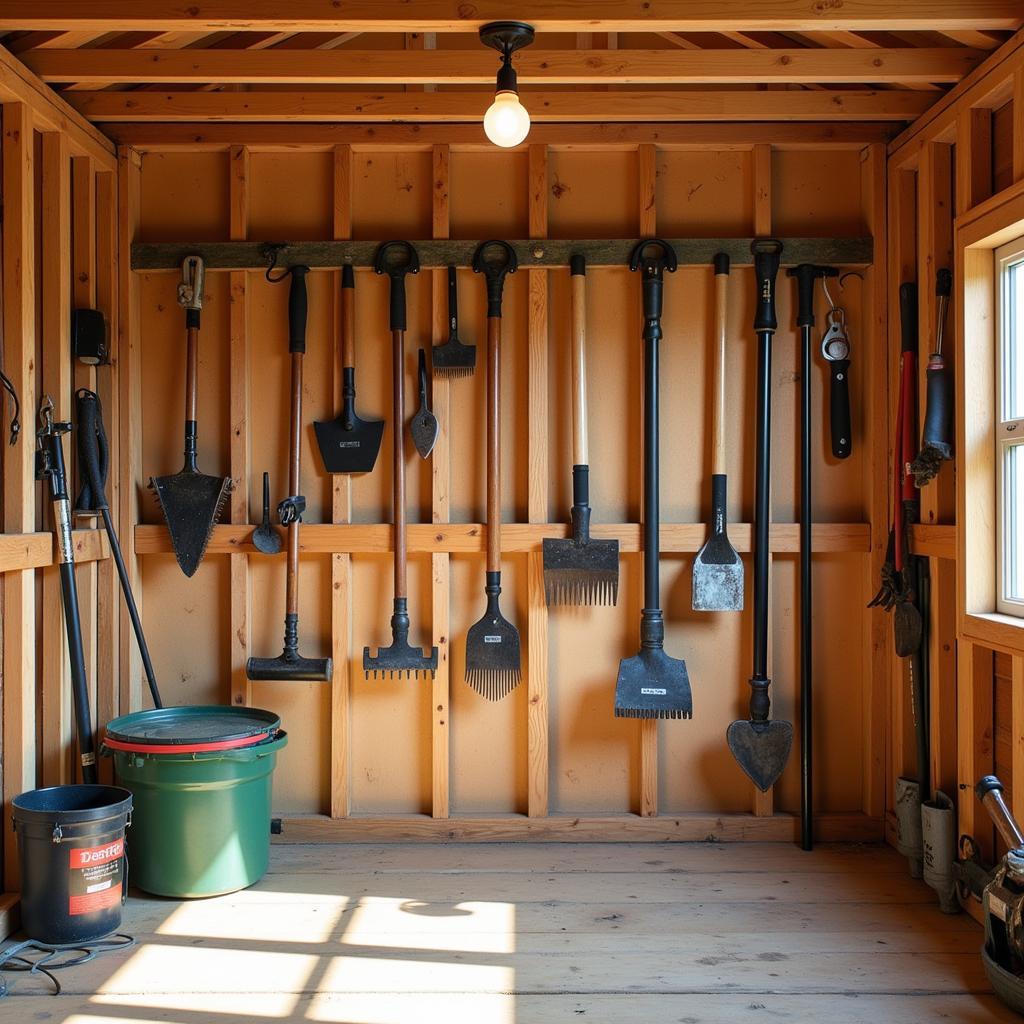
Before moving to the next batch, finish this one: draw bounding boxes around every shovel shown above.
[150,255,232,578]
[465,240,521,700]
[252,471,282,555]
[614,239,691,720]
[364,241,438,680]
[692,253,742,613]
[313,264,384,475]
[726,238,792,792]
[410,348,438,459]
[247,266,332,683]
[542,254,619,606]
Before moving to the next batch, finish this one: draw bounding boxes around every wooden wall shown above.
[124,131,886,841]
[887,31,1024,904]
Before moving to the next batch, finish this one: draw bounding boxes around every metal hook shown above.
[838,270,864,290]
[261,243,291,283]
[821,275,838,312]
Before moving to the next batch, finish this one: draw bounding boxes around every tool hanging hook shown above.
[838,270,865,291]
[821,275,838,312]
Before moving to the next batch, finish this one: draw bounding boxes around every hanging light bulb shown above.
[479,21,535,149]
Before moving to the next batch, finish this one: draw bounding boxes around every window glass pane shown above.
[1006,258,1024,422]
[1005,441,1024,604]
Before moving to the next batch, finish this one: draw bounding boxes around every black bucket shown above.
[12,785,132,944]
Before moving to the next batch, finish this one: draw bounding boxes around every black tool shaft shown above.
[800,321,813,850]
[643,323,660,610]
[447,265,458,338]
[286,267,308,619]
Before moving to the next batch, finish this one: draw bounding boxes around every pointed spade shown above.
[726,715,794,792]
[410,348,438,459]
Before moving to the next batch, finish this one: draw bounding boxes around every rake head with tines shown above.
[432,266,476,379]
[542,469,619,606]
[614,610,692,720]
[465,572,521,700]
[363,599,438,680]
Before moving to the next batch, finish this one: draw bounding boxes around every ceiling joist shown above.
[3,1,1021,33]
[65,88,933,123]
[21,47,982,86]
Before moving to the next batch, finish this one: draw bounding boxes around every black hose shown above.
[75,390,163,709]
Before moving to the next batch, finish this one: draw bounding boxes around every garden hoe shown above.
[726,239,792,791]
[465,240,521,700]
[247,266,332,683]
[692,254,743,613]
[543,254,619,606]
[431,265,476,377]
[150,255,232,577]
[615,239,691,720]
[364,241,438,680]
[314,264,384,475]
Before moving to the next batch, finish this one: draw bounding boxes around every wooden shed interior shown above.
[0,3,1023,1020]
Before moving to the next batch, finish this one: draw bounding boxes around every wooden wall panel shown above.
[126,139,882,830]
[138,151,228,242]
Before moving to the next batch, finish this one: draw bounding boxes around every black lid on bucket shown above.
[103,705,281,753]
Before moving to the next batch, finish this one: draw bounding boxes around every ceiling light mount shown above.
[479,21,535,149]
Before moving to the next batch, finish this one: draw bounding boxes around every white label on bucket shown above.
[640,688,667,695]
[69,838,124,916]
[86,880,112,894]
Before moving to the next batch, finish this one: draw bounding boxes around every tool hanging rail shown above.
[131,236,873,272]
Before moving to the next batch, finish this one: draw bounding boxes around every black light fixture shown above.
[479,21,535,148]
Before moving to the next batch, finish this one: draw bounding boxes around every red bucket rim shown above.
[102,731,271,755]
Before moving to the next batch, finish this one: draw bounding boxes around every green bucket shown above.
[101,708,287,898]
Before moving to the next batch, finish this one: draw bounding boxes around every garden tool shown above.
[314,264,384,474]
[911,267,953,485]
[410,348,439,459]
[787,263,837,850]
[149,255,232,578]
[692,253,742,613]
[465,240,521,700]
[364,241,438,680]
[819,278,852,460]
[431,265,476,377]
[543,254,619,606]
[75,388,163,710]
[251,471,282,555]
[36,397,97,783]
[727,238,791,790]
[247,266,332,683]
[614,238,691,720]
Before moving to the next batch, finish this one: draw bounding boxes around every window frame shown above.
[995,237,1024,619]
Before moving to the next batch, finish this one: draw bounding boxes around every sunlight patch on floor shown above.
[341,897,516,953]
[155,895,350,943]
[322,954,516,995]
[308,991,517,1023]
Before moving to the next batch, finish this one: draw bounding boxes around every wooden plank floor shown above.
[0,842,1014,1022]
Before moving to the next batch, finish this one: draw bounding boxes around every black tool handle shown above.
[288,265,309,353]
[920,358,952,458]
[936,266,952,300]
[446,265,459,339]
[830,359,852,459]
[374,240,420,331]
[472,240,518,318]
[74,387,109,512]
[418,347,429,405]
[752,238,783,333]
[899,282,918,354]
[786,263,837,328]
[629,238,677,337]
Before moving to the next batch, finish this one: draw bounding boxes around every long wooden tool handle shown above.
[570,255,588,467]
[487,315,500,573]
[185,325,198,426]
[393,328,408,598]
[712,254,729,477]
[341,264,355,368]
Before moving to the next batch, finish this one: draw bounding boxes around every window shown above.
[996,238,1024,617]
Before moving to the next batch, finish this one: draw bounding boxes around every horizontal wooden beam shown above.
[67,89,932,124]
[132,236,873,272]
[908,523,956,560]
[275,812,884,843]
[6,2,1021,33]
[134,522,871,556]
[24,47,981,85]
[100,121,898,151]
[0,529,110,573]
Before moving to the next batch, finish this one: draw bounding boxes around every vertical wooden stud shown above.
[40,131,73,789]
[527,143,549,817]
[430,143,451,819]
[860,143,888,821]
[751,142,773,819]
[1011,655,1024,825]
[229,145,251,710]
[1014,69,1024,184]
[94,168,120,775]
[957,639,994,861]
[638,142,658,818]
[955,107,992,217]
[2,103,37,890]
[117,148,143,716]
[330,145,353,818]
